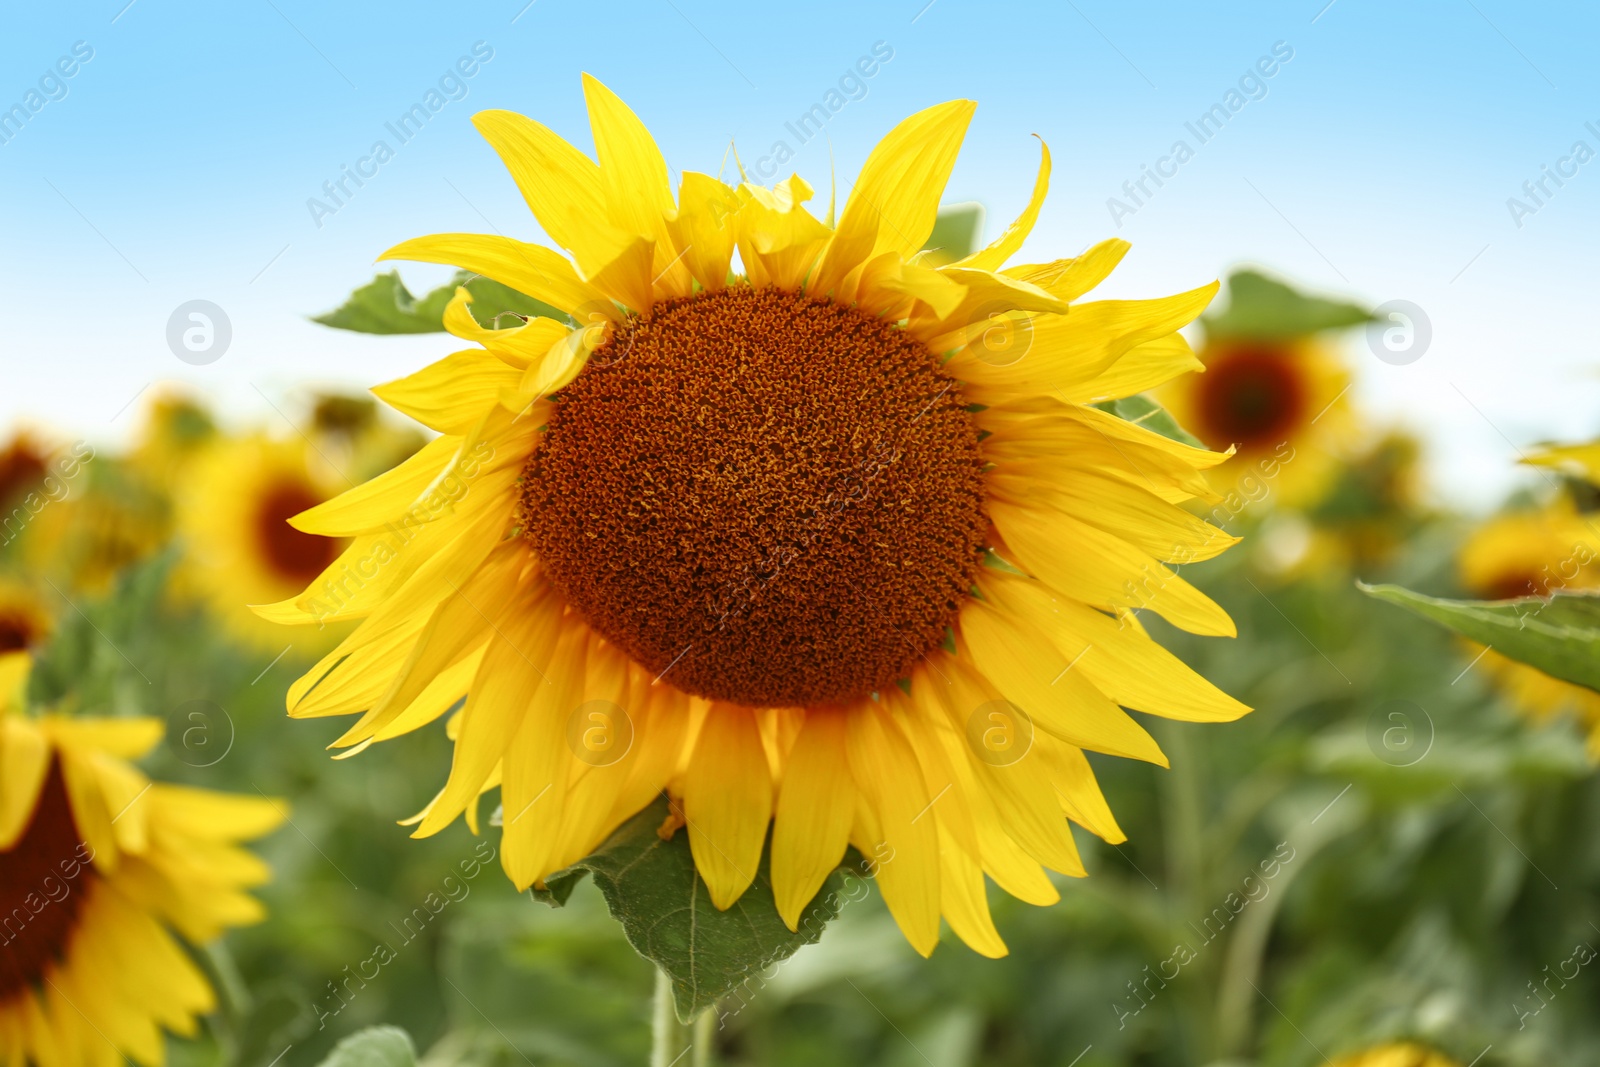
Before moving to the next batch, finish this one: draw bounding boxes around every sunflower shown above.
[1159,332,1353,510]
[0,652,285,1066]
[127,390,218,489]
[1328,1042,1461,1067]
[264,76,1248,957]
[176,433,349,653]
[0,579,53,655]
[1458,504,1600,755]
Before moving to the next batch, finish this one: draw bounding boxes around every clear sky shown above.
[3,0,1597,508]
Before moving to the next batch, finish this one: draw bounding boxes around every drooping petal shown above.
[682,705,773,910]
[771,708,856,930]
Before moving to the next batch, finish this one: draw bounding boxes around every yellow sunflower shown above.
[0,579,53,656]
[0,652,285,1067]
[176,434,348,653]
[127,390,217,488]
[1160,332,1353,509]
[263,75,1248,957]
[1458,504,1600,755]
[1329,1042,1461,1067]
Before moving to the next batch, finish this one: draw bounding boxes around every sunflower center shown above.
[520,285,988,707]
[254,480,340,585]
[0,609,43,653]
[0,761,94,1000]
[1195,345,1307,449]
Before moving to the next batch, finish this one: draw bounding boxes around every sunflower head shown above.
[176,433,348,652]
[266,75,1248,957]
[0,652,285,1067]
[0,577,53,655]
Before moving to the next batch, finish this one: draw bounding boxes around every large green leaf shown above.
[312,271,565,334]
[1096,394,1206,449]
[1202,269,1373,340]
[312,1026,416,1067]
[1360,583,1600,692]
[532,796,855,1021]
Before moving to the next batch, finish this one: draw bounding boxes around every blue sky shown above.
[3,0,1597,507]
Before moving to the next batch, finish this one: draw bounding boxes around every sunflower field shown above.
[5,8,1600,1067]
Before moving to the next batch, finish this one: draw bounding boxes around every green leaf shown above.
[1202,269,1373,340]
[532,796,857,1021]
[312,271,565,334]
[922,202,985,262]
[1359,583,1600,692]
[1096,394,1206,449]
[313,1026,416,1067]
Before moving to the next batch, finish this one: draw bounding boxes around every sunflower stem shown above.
[650,968,690,1067]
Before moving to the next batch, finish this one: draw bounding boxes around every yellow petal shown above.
[680,704,772,910]
[813,99,977,293]
[989,499,1236,637]
[417,579,563,837]
[1003,237,1130,302]
[985,570,1250,723]
[958,597,1168,765]
[470,108,610,266]
[372,350,522,434]
[669,172,740,291]
[937,825,1008,958]
[771,708,855,930]
[952,136,1050,272]
[845,702,941,956]
[0,715,49,849]
[580,73,692,294]
[380,233,607,317]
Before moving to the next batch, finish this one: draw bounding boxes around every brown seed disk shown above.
[1194,343,1309,450]
[0,761,94,1000]
[519,285,988,708]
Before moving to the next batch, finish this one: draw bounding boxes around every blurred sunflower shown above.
[1329,1042,1461,1067]
[265,76,1248,957]
[308,392,426,485]
[1284,430,1428,576]
[1160,331,1352,508]
[127,390,218,488]
[177,434,348,653]
[0,652,285,1067]
[0,434,52,513]
[1458,503,1600,755]
[0,578,53,655]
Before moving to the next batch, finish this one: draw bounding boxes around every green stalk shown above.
[650,969,689,1067]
